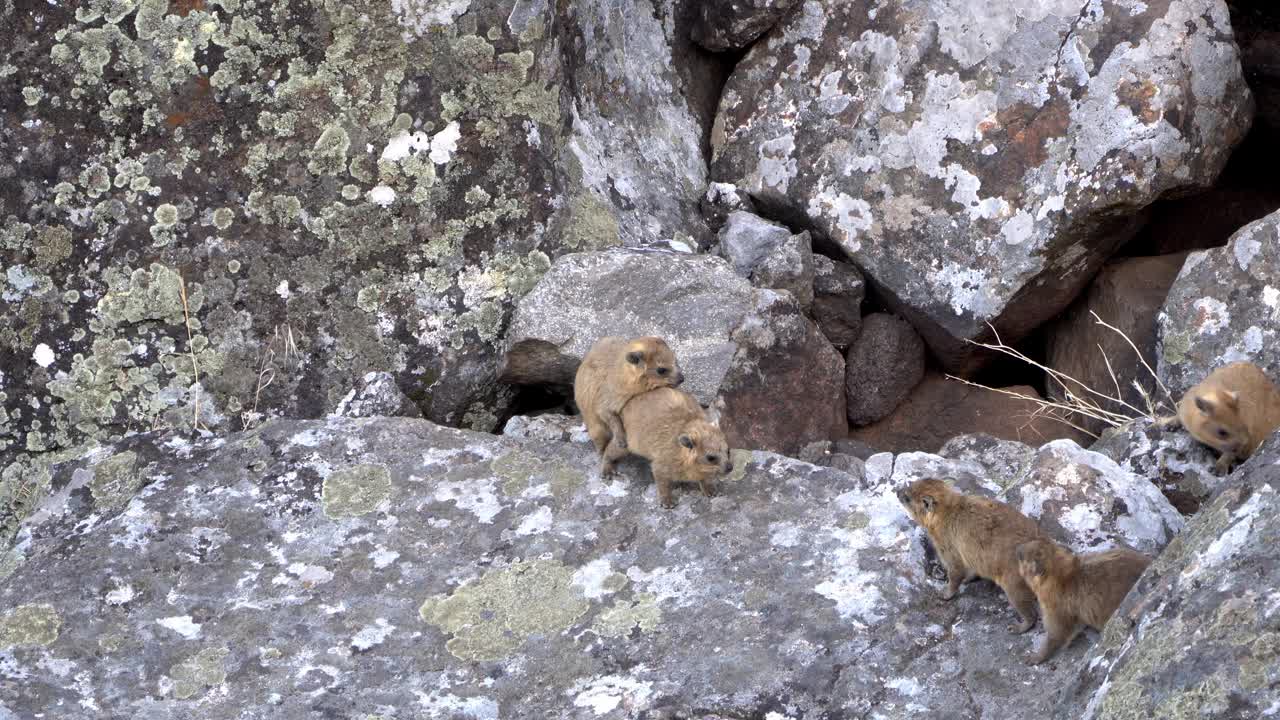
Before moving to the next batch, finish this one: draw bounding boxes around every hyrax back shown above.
[607,387,733,508]
[1161,361,1280,474]
[897,478,1043,634]
[574,336,683,464]
[1015,539,1150,664]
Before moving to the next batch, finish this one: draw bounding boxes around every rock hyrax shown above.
[1158,361,1280,474]
[604,387,732,508]
[574,336,684,470]
[897,478,1042,633]
[1015,539,1150,664]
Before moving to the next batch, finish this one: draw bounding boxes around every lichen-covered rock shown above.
[937,433,1038,490]
[717,210,793,276]
[1045,254,1187,435]
[0,0,713,472]
[699,181,759,232]
[712,0,1252,371]
[503,249,845,454]
[844,313,926,426]
[332,371,422,419]
[0,415,1108,718]
[811,254,866,350]
[751,230,815,309]
[1002,440,1185,555]
[850,373,1091,453]
[1090,418,1220,515]
[500,412,589,445]
[690,0,798,52]
[1158,208,1280,398]
[1054,433,1280,719]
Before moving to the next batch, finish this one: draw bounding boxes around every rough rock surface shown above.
[937,433,1038,490]
[332,371,422,419]
[690,0,798,52]
[717,210,794,276]
[1053,433,1280,719]
[844,313,926,426]
[1158,208,1280,397]
[751,230,815,309]
[504,250,845,454]
[699,181,758,232]
[1002,440,1185,555]
[1045,254,1188,435]
[811,254,866,350]
[849,373,1091,453]
[0,416,1139,718]
[501,412,589,445]
[0,0,714,473]
[712,0,1253,371]
[1090,418,1222,515]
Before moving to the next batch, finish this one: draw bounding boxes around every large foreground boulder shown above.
[502,250,846,455]
[712,0,1252,371]
[1158,208,1280,397]
[0,416,1139,718]
[1053,434,1280,718]
[0,0,715,467]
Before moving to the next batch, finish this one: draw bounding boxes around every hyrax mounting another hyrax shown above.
[1015,539,1150,665]
[1158,361,1280,474]
[603,387,732,508]
[574,336,684,470]
[897,478,1043,634]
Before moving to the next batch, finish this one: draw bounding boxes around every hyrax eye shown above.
[706,454,719,464]
[1217,428,1231,439]
[656,367,669,376]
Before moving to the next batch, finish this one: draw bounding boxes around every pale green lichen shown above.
[562,193,620,251]
[419,559,588,661]
[593,593,661,638]
[0,549,21,582]
[153,203,179,227]
[0,604,61,648]
[725,450,752,484]
[169,647,229,700]
[1153,675,1229,719]
[493,450,582,500]
[0,459,54,547]
[22,86,43,106]
[90,449,141,511]
[308,125,351,176]
[1162,330,1192,368]
[322,464,392,518]
[212,208,234,231]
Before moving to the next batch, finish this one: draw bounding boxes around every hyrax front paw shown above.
[1213,456,1234,475]
[1008,618,1035,635]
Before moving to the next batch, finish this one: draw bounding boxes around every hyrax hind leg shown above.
[1002,577,1039,635]
[1030,610,1080,665]
[600,436,629,478]
[583,412,612,455]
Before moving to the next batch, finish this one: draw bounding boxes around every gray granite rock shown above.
[1090,418,1221,515]
[1158,208,1280,398]
[712,0,1252,372]
[751,230,815,310]
[938,433,1038,490]
[811,254,866,350]
[332,371,422,419]
[717,210,794,277]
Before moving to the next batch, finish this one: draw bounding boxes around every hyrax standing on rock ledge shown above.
[604,387,732,508]
[898,478,1043,634]
[574,336,684,472]
[1015,539,1150,665]
[1158,361,1280,474]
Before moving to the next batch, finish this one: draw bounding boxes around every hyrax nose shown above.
[724,461,734,473]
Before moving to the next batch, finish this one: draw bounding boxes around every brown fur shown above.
[897,478,1044,634]
[1158,361,1280,474]
[1015,539,1150,664]
[574,336,683,472]
[603,387,732,508]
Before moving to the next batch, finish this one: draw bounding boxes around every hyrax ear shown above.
[1029,557,1045,577]
[1194,395,1216,416]
[678,434,695,450]
[1223,390,1240,409]
[626,350,644,365]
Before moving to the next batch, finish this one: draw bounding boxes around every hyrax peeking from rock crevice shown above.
[1015,539,1150,665]
[574,336,684,470]
[897,478,1043,634]
[603,387,732,508]
[1158,361,1280,474]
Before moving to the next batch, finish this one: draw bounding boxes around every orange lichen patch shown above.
[171,0,207,16]
[1117,79,1161,125]
[998,100,1072,168]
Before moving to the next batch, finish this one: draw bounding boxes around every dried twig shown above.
[178,275,208,433]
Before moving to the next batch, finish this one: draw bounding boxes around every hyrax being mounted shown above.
[897,478,1043,633]
[603,387,732,508]
[1015,539,1150,665]
[1158,361,1280,474]
[574,336,684,470]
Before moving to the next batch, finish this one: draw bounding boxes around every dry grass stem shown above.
[179,275,209,433]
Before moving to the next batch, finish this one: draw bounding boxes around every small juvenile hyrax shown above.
[603,387,732,508]
[897,478,1043,634]
[1015,539,1150,665]
[1158,361,1280,474]
[574,336,684,469]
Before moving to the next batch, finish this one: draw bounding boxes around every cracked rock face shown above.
[690,0,799,52]
[504,249,846,455]
[1091,418,1221,515]
[1054,434,1280,720]
[1158,208,1280,398]
[712,0,1252,371]
[1,416,1177,718]
[0,0,711,472]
